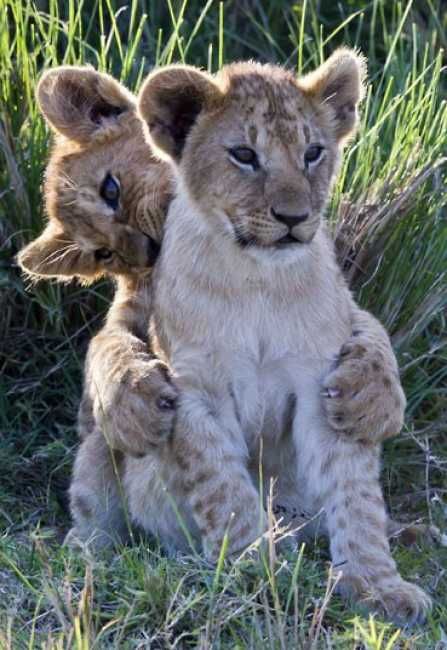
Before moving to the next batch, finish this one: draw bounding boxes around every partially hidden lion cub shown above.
[18,63,427,621]
[129,51,431,623]
[18,67,180,545]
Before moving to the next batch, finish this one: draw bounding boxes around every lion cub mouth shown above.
[276,233,303,246]
[234,226,304,249]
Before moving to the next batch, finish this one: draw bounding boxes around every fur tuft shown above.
[300,48,366,141]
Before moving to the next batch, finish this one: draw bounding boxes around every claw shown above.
[322,387,341,399]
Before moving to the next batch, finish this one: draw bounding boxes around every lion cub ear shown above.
[37,66,135,144]
[301,48,366,142]
[17,226,81,280]
[138,65,223,161]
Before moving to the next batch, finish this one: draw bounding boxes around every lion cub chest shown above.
[153,205,351,440]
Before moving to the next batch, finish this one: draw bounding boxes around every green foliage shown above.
[0,0,446,646]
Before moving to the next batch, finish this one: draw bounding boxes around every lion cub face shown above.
[139,50,365,254]
[19,67,171,282]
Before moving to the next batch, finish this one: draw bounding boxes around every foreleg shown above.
[84,276,178,456]
[171,382,266,561]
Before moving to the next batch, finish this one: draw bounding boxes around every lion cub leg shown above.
[314,442,432,625]
[171,391,266,561]
[67,428,130,550]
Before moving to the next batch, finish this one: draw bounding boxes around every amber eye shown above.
[100,173,120,209]
[94,248,113,261]
[304,145,324,166]
[229,146,260,170]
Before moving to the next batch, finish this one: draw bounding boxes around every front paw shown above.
[323,338,406,443]
[95,358,178,456]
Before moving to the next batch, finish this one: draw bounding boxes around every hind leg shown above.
[67,429,130,550]
[124,452,201,556]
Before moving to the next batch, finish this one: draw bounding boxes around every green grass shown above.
[1,0,446,646]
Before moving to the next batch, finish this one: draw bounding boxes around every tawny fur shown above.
[128,52,430,623]
[17,68,178,544]
[17,62,429,622]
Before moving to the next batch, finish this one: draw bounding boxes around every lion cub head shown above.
[138,50,365,256]
[18,67,172,283]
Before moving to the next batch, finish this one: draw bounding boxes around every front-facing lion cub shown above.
[132,51,431,623]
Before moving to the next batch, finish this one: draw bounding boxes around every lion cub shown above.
[131,52,431,623]
[18,67,178,545]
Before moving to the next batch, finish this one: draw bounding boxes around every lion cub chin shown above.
[129,52,431,624]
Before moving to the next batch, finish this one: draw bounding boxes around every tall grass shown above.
[0,0,446,646]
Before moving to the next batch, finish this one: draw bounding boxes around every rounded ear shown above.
[17,226,81,280]
[37,66,135,144]
[138,64,223,161]
[300,48,366,142]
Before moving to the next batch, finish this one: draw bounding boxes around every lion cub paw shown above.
[323,336,406,443]
[339,575,432,626]
[95,357,178,456]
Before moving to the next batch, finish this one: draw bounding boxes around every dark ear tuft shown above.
[138,65,222,161]
[37,66,134,143]
[89,102,123,125]
[300,48,366,142]
[151,89,203,158]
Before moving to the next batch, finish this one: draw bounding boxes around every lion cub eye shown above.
[95,248,113,261]
[100,173,120,209]
[304,145,324,167]
[228,146,260,170]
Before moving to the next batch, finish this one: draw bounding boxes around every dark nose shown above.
[271,208,309,229]
[146,236,161,266]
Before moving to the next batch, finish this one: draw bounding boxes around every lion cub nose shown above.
[271,208,309,230]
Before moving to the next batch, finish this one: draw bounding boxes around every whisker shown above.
[36,242,80,271]
[60,171,79,192]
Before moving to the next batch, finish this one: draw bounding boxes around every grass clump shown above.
[0,0,446,646]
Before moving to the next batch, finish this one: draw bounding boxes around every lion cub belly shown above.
[222,353,330,452]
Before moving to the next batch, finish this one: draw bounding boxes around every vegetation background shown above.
[0,0,446,647]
